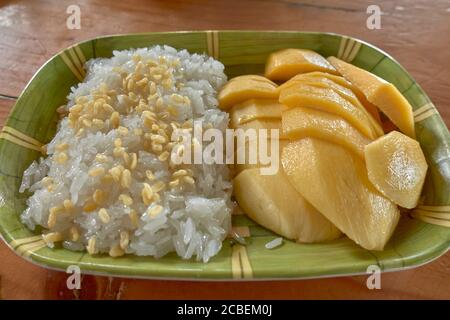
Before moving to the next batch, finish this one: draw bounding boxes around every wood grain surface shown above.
[0,0,449,300]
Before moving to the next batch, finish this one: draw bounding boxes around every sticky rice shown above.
[20,46,232,262]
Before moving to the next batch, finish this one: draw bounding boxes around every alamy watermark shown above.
[170,121,280,175]
[366,5,382,30]
[66,5,81,30]
[366,265,381,289]
[66,265,81,290]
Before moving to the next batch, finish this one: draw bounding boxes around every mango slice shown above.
[282,138,400,250]
[282,107,372,158]
[234,139,287,174]
[279,84,377,139]
[279,74,384,137]
[265,48,338,81]
[364,131,428,209]
[234,168,341,243]
[236,118,287,139]
[328,57,415,138]
[218,75,278,110]
[229,99,288,128]
[288,71,383,125]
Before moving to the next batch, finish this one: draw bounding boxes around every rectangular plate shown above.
[0,31,448,280]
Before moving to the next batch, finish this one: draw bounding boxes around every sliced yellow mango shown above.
[328,57,415,138]
[280,72,383,126]
[279,84,377,139]
[365,131,428,209]
[234,168,341,243]
[236,118,287,139]
[234,139,287,174]
[265,48,338,81]
[218,75,278,110]
[279,75,384,137]
[229,99,288,128]
[282,107,372,158]
[303,72,382,124]
[228,74,277,84]
[282,138,400,250]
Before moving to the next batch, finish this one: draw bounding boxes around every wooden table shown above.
[0,0,449,300]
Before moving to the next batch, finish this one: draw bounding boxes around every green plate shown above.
[0,31,448,280]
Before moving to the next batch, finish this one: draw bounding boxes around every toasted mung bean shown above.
[120,231,129,250]
[55,152,69,164]
[93,189,105,204]
[169,179,180,188]
[151,181,165,193]
[108,167,122,182]
[141,183,153,205]
[87,236,96,255]
[119,194,133,206]
[129,210,139,228]
[172,169,187,177]
[110,112,120,128]
[114,138,122,147]
[183,176,195,185]
[95,154,108,163]
[130,153,138,170]
[42,177,53,187]
[83,201,97,212]
[70,226,79,242]
[117,126,129,136]
[122,152,130,167]
[63,199,74,211]
[121,169,132,189]
[98,208,110,224]
[158,151,170,162]
[113,147,125,157]
[89,167,105,177]
[145,170,155,181]
[109,243,124,257]
[148,205,163,218]
[43,232,63,244]
[55,143,69,152]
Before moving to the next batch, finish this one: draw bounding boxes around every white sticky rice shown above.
[20,46,232,262]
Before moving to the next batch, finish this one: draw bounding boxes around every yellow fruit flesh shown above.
[228,74,278,85]
[328,57,415,138]
[282,138,400,250]
[295,72,383,125]
[234,139,287,174]
[234,168,341,243]
[282,107,372,158]
[236,118,288,139]
[364,131,428,209]
[229,99,288,128]
[279,76,384,137]
[265,48,338,81]
[218,75,278,110]
[279,84,377,139]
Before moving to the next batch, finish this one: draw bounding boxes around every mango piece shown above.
[218,75,278,110]
[265,49,338,81]
[234,168,341,243]
[234,139,287,174]
[282,107,372,158]
[236,118,287,139]
[282,138,400,250]
[364,131,428,209]
[284,71,382,125]
[279,74,384,137]
[229,99,288,128]
[328,57,415,138]
[303,72,383,125]
[279,84,377,139]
